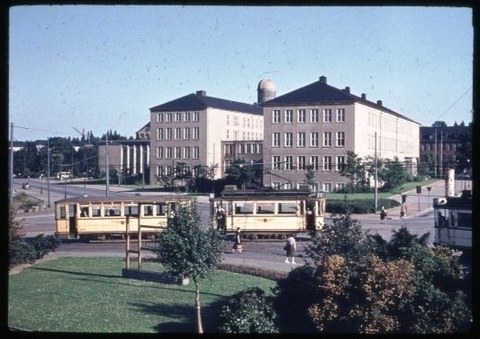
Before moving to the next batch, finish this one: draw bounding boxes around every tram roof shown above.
[54,194,192,205]
[433,190,472,210]
[217,188,324,200]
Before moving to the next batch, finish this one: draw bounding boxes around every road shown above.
[13,178,470,273]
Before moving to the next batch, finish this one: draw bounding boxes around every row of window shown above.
[272,132,345,147]
[270,155,346,171]
[156,127,200,141]
[271,181,345,193]
[156,165,196,177]
[226,115,263,129]
[272,108,345,123]
[156,146,200,160]
[224,143,263,156]
[226,130,263,140]
[156,112,200,123]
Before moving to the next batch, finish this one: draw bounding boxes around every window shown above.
[323,109,332,122]
[157,113,163,123]
[184,147,190,159]
[92,205,101,217]
[184,127,190,140]
[156,147,163,159]
[234,202,254,214]
[278,202,297,214]
[336,183,346,191]
[165,128,172,140]
[175,128,181,140]
[336,132,345,147]
[157,128,163,140]
[298,156,306,170]
[256,202,275,214]
[166,113,172,122]
[175,147,182,159]
[298,109,306,123]
[297,132,306,147]
[106,205,121,217]
[310,132,319,147]
[310,156,319,170]
[143,205,154,216]
[272,132,281,147]
[285,110,293,123]
[337,108,345,122]
[193,147,199,159]
[272,156,281,170]
[193,112,199,122]
[310,109,319,123]
[166,147,173,159]
[285,132,293,147]
[336,156,346,171]
[323,183,332,192]
[323,156,332,171]
[184,112,190,122]
[124,205,139,217]
[284,156,294,170]
[323,132,332,147]
[193,127,199,140]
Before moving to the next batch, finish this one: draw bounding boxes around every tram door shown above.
[68,204,78,237]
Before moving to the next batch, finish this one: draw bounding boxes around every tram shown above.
[210,185,326,237]
[54,195,191,240]
[433,190,472,252]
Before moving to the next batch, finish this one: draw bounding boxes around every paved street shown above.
[13,178,472,274]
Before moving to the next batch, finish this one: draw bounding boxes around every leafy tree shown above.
[218,287,278,333]
[338,151,370,192]
[224,159,262,189]
[303,164,316,189]
[378,157,409,191]
[9,206,25,242]
[455,123,472,174]
[154,200,223,333]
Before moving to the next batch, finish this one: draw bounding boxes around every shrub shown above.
[9,241,37,269]
[216,262,286,281]
[326,199,400,214]
[26,234,60,259]
[218,287,279,333]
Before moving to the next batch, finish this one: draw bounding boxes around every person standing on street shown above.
[400,203,407,218]
[232,227,243,253]
[284,236,297,264]
[380,205,387,223]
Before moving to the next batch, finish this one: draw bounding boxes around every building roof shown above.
[262,75,420,124]
[420,125,469,143]
[150,90,263,115]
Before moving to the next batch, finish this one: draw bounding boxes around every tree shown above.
[303,165,316,189]
[456,123,472,174]
[154,200,223,333]
[338,151,369,192]
[378,157,409,191]
[224,159,262,189]
[218,287,278,333]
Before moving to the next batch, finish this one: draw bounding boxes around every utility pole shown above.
[9,123,14,205]
[374,132,378,213]
[47,139,51,208]
[105,132,110,197]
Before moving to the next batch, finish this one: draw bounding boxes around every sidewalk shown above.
[352,179,470,220]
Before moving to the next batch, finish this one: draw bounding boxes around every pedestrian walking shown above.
[400,203,407,218]
[232,227,243,253]
[380,205,387,223]
[284,236,297,264]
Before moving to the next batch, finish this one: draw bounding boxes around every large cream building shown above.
[262,76,420,192]
[149,90,263,182]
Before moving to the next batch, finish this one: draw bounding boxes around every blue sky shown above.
[9,5,473,141]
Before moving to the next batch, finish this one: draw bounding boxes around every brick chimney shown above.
[344,86,350,93]
[361,93,366,100]
[196,90,206,96]
[377,100,382,106]
[319,76,327,84]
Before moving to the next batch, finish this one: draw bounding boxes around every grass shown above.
[8,257,277,333]
[326,179,441,201]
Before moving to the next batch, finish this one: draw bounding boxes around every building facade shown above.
[262,76,420,192]
[149,90,263,183]
[420,123,470,177]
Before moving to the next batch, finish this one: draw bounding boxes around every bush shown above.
[26,234,60,259]
[9,240,37,269]
[273,265,319,333]
[326,198,400,214]
[218,287,279,333]
[216,263,286,281]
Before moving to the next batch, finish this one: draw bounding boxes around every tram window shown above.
[156,204,167,216]
[235,202,254,214]
[278,202,297,214]
[457,213,472,228]
[59,206,66,219]
[92,205,101,217]
[80,206,89,217]
[143,205,154,216]
[256,202,275,214]
[107,206,121,217]
[124,205,139,217]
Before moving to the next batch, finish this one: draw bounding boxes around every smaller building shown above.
[420,123,470,177]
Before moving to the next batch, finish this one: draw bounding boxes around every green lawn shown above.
[326,179,441,201]
[8,257,277,333]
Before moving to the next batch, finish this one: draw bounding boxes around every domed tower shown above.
[257,79,276,105]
